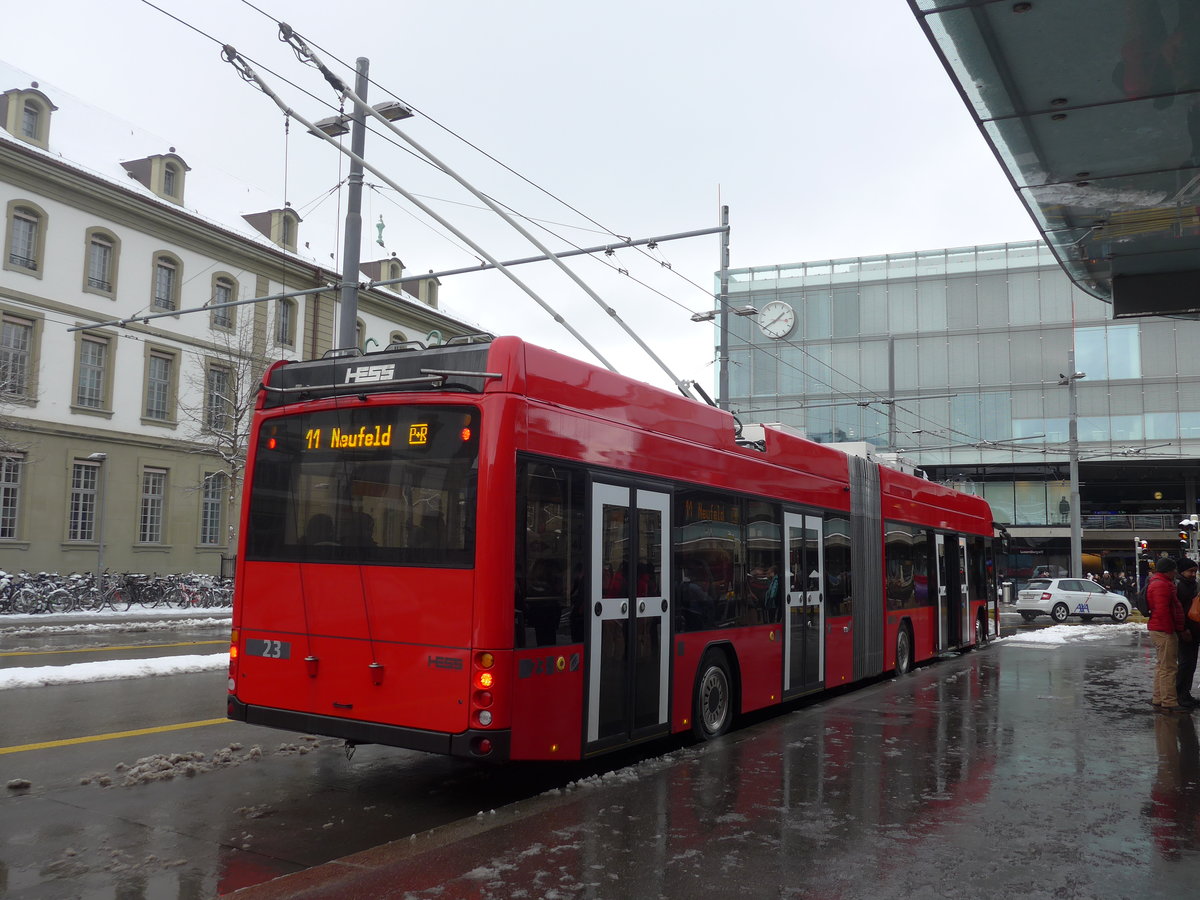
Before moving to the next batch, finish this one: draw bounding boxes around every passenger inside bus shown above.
[302,513,337,546]
[678,569,714,630]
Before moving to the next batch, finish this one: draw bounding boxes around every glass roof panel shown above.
[911,0,1200,308]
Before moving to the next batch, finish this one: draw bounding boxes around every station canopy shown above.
[911,1,1200,317]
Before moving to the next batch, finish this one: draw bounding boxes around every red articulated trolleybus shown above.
[227,335,999,762]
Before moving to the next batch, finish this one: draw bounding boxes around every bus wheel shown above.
[692,651,732,741]
[895,625,913,676]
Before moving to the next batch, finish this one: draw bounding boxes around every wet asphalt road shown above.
[2,612,1184,898]
[236,624,1199,900]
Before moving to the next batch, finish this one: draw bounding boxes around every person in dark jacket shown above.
[1149,557,1191,712]
[1176,559,1200,707]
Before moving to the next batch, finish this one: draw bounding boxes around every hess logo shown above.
[344,364,395,384]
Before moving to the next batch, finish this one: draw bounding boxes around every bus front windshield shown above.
[245,404,479,567]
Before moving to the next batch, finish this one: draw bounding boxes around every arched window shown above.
[21,101,40,141]
[84,228,120,297]
[163,163,178,198]
[210,275,236,329]
[4,202,46,277]
[152,253,182,311]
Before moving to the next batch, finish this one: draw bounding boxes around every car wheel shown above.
[895,625,913,675]
[692,651,732,741]
[1111,603,1129,623]
[1020,612,1038,622]
[1051,603,1069,623]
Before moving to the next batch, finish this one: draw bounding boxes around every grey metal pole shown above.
[88,453,108,592]
[717,205,730,409]
[337,58,370,350]
[1067,350,1083,578]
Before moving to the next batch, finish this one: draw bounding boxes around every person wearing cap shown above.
[1148,556,1191,712]
[1176,558,1200,707]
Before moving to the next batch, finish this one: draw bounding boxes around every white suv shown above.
[1015,578,1131,624]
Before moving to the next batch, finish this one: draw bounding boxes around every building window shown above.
[21,101,39,140]
[7,207,40,272]
[200,472,227,545]
[389,330,406,346]
[163,164,178,198]
[145,350,174,421]
[281,214,294,248]
[0,455,22,539]
[139,468,167,543]
[0,314,33,398]
[206,365,232,431]
[69,461,99,542]
[275,298,294,346]
[356,319,366,351]
[86,232,115,294]
[211,276,235,329]
[1075,324,1141,381]
[75,335,109,409]
[153,255,180,311]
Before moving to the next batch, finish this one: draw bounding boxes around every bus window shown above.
[516,461,585,648]
[747,501,782,623]
[886,522,917,610]
[245,405,478,567]
[674,488,744,631]
[824,516,852,616]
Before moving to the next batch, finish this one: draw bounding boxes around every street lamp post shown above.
[87,452,108,593]
[1058,357,1085,579]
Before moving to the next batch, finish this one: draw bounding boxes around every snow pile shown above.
[0,653,228,690]
[1,616,229,639]
[998,622,1146,645]
[80,736,322,788]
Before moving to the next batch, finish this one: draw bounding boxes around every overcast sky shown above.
[3,0,1039,392]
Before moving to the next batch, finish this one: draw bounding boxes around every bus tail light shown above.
[471,651,504,731]
[228,629,239,692]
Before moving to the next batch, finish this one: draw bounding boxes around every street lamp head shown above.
[87,452,107,461]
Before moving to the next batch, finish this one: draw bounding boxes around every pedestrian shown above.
[1148,557,1191,713]
[1177,559,1200,708]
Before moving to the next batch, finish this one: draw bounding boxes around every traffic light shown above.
[1181,530,1190,548]
[1140,538,1149,551]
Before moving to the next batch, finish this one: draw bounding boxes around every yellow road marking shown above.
[0,640,227,658]
[0,718,230,755]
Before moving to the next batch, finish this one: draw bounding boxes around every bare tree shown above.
[179,324,274,564]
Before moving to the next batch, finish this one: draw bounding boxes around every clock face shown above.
[758,301,796,338]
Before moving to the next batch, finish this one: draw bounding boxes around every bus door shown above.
[587,483,671,749]
[783,512,824,695]
[935,534,949,650]
[958,536,972,644]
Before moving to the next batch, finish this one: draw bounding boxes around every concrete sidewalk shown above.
[230,625,1196,899]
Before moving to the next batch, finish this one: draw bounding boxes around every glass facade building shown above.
[722,240,1200,576]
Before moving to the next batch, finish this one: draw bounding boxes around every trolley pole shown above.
[336,57,370,350]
